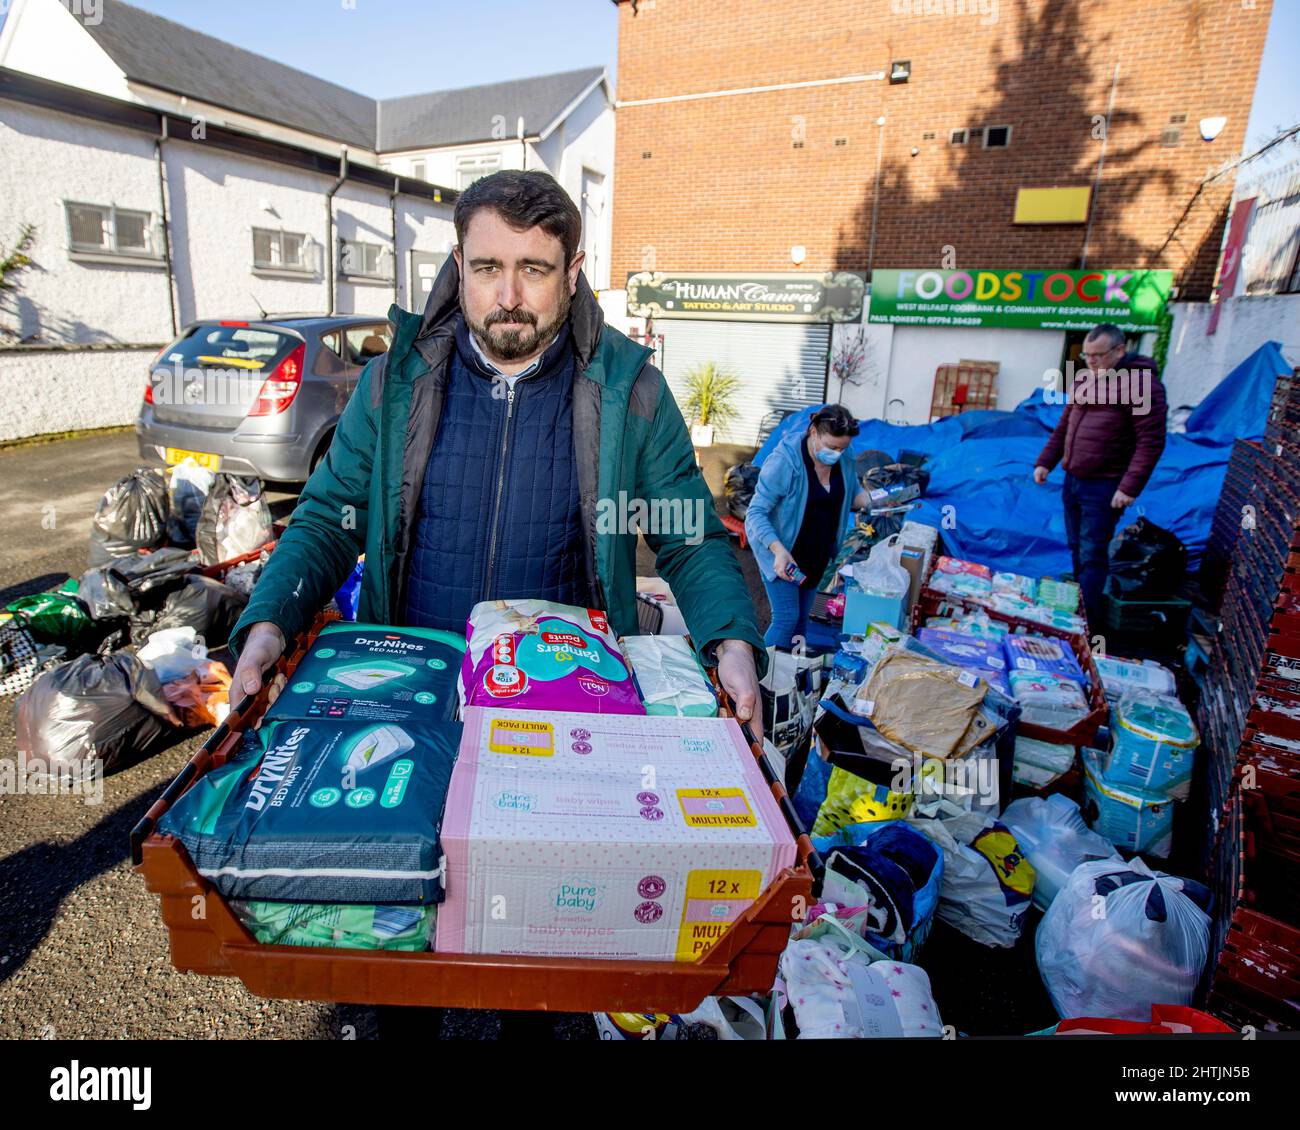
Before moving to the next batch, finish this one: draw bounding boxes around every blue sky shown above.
[4,0,1296,160]
[117,0,621,97]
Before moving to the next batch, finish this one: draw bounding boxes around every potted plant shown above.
[682,361,741,448]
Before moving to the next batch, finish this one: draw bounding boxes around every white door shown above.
[580,168,605,288]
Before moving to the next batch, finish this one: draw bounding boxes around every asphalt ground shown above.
[0,429,769,1040]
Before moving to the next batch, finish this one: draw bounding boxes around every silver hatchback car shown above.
[136,315,392,483]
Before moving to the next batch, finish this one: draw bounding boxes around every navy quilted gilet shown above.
[402,317,587,633]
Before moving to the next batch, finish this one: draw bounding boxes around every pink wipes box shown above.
[435,707,798,961]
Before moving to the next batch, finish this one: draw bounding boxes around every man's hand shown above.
[771,544,798,582]
[1032,465,1049,485]
[715,638,763,745]
[1111,489,1135,510]
[231,621,287,704]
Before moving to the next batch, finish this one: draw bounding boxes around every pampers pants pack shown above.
[266,622,465,724]
[158,718,462,903]
[460,600,644,714]
[436,708,797,960]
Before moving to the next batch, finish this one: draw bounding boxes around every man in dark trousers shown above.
[1033,322,1167,629]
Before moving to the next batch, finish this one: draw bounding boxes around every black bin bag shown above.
[1107,517,1187,599]
[88,468,169,566]
[15,651,175,773]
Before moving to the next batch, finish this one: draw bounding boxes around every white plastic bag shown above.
[168,460,215,546]
[852,537,910,598]
[137,627,210,684]
[773,922,943,1039]
[1036,857,1211,1020]
[908,811,1035,948]
[1002,794,1121,910]
[618,634,717,716]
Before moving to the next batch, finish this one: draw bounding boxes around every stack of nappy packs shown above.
[160,624,469,947]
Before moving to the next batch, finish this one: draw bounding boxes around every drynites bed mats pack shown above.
[265,622,465,725]
[158,717,462,903]
[460,599,645,715]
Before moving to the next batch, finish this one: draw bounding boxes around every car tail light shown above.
[145,339,178,405]
[247,343,305,416]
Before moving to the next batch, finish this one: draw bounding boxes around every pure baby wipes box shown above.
[436,708,798,961]
[266,622,465,724]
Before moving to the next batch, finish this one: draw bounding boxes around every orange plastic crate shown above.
[131,618,815,1013]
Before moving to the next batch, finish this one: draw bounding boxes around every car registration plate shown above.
[164,448,221,472]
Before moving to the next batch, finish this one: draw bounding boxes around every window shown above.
[320,330,344,361]
[411,159,426,181]
[983,125,1012,149]
[252,227,310,271]
[65,202,158,257]
[456,152,501,190]
[163,325,294,369]
[340,239,392,280]
[949,128,968,146]
[344,324,392,364]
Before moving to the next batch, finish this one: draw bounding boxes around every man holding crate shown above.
[229,170,766,736]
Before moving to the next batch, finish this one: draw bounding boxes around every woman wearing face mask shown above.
[746,404,870,649]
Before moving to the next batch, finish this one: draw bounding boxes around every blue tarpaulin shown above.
[754,342,1289,576]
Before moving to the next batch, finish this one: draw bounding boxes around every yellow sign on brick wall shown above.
[1013,186,1092,224]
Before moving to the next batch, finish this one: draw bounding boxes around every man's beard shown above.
[465,285,571,362]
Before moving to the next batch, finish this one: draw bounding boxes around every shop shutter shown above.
[656,320,830,447]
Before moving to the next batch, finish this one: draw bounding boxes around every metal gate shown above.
[656,319,830,447]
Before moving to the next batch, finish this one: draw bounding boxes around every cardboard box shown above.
[843,584,908,635]
[899,546,927,613]
[436,708,797,961]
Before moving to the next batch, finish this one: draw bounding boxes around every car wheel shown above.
[310,430,335,476]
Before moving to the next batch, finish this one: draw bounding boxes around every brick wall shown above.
[611,0,1271,300]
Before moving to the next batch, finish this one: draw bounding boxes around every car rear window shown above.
[157,325,296,371]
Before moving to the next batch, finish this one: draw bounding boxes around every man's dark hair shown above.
[1086,323,1127,351]
[810,403,860,437]
[453,170,582,266]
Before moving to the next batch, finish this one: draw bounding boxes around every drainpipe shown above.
[518,116,527,171]
[866,115,886,276]
[390,174,400,309]
[1081,63,1120,270]
[324,146,349,315]
[154,114,178,337]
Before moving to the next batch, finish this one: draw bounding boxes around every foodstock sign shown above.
[626,271,867,323]
[868,268,1174,332]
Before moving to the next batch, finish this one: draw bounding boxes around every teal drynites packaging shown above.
[266,622,466,724]
[159,718,462,903]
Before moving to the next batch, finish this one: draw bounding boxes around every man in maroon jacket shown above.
[1033,323,1167,629]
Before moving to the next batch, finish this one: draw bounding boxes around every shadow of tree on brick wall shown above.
[832,0,1228,300]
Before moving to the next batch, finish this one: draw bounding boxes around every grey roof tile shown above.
[87,0,376,147]
[378,66,606,151]
[82,3,605,154]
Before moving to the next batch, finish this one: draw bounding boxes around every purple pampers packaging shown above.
[459,599,646,715]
